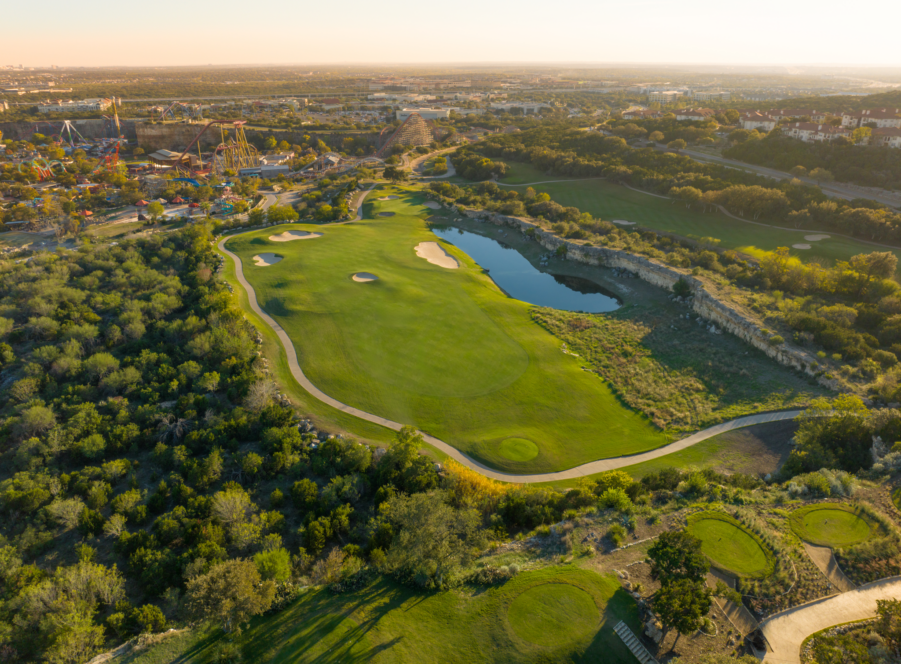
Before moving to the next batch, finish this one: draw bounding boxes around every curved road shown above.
[217,190,802,482]
[760,576,901,663]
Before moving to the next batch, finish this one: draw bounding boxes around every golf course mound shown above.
[499,437,540,462]
[687,511,775,578]
[424,201,441,209]
[415,241,459,268]
[378,211,396,217]
[270,230,323,242]
[252,253,283,266]
[789,504,875,548]
[507,583,599,647]
[352,272,379,283]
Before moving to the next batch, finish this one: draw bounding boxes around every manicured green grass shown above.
[507,583,598,647]
[687,511,775,578]
[499,438,540,462]
[789,504,874,548]
[126,567,640,664]
[893,487,901,512]
[498,164,901,271]
[226,186,667,473]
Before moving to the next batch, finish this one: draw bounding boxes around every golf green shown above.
[687,512,775,578]
[507,583,599,647]
[227,188,666,473]
[499,438,540,461]
[789,505,874,548]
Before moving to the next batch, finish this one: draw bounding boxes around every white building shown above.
[740,112,777,132]
[842,109,901,129]
[647,90,685,105]
[780,122,851,143]
[396,108,450,121]
[488,102,551,114]
[873,128,901,149]
[691,90,731,102]
[38,97,112,113]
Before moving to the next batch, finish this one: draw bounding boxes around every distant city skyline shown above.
[2,0,899,68]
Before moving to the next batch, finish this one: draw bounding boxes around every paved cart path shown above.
[217,189,802,482]
[760,576,901,664]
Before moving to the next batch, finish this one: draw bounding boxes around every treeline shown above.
[725,131,901,190]
[607,116,721,144]
[469,126,901,244]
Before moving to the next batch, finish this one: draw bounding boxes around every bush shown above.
[607,523,627,547]
[672,278,692,298]
[599,488,632,512]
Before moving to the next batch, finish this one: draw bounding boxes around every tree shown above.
[185,559,275,632]
[647,530,709,584]
[654,578,712,647]
[648,131,665,143]
[809,167,834,184]
[211,487,255,527]
[790,165,808,178]
[383,166,408,183]
[851,127,873,145]
[147,201,165,222]
[667,139,687,150]
[254,547,291,583]
[383,491,481,586]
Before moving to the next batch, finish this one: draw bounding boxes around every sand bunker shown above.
[378,211,395,217]
[612,219,636,226]
[253,253,283,266]
[377,195,400,201]
[415,242,459,269]
[793,244,811,250]
[269,230,323,242]
[423,201,441,209]
[804,234,831,241]
[352,272,379,282]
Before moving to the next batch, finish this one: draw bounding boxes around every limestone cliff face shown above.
[455,207,837,389]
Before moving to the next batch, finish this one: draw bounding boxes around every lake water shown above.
[432,227,621,313]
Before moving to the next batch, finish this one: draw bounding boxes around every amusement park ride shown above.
[167,120,261,180]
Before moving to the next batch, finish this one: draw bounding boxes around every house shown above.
[622,109,661,120]
[740,112,777,132]
[673,108,716,121]
[842,109,901,128]
[872,128,901,149]
[780,122,851,143]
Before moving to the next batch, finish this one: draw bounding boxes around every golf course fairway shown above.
[225,188,666,473]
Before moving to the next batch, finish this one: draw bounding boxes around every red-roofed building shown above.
[841,108,901,129]
[873,128,901,149]
[740,112,777,132]
[780,122,851,143]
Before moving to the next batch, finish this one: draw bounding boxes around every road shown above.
[678,147,901,209]
[217,202,802,483]
[760,576,901,663]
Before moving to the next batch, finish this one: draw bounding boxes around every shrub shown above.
[672,278,692,298]
[599,488,632,512]
[607,523,627,547]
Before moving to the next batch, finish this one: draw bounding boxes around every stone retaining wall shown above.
[456,207,836,389]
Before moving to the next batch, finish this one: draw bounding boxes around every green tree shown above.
[383,166,408,183]
[790,165,808,178]
[147,201,164,223]
[647,530,709,584]
[253,547,292,583]
[383,491,481,586]
[654,578,712,647]
[185,559,276,632]
[667,139,687,150]
[648,131,665,143]
[851,127,872,145]
[809,167,834,184]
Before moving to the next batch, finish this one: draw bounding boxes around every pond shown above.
[432,227,621,313]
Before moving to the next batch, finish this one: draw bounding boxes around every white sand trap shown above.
[804,234,831,241]
[377,195,400,200]
[253,253,283,266]
[423,201,441,209]
[793,244,811,250]
[269,230,323,242]
[352,272,379,282]
[612,219,636,226]
[415,242,459,269]
[378,211,395,217]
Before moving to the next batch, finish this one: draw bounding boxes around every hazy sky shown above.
[3,0,899,68]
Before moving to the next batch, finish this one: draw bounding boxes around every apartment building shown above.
[739,112,777,132]
[841,109,901,129]
[779,122,851,143]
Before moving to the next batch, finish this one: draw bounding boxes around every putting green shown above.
[226,188,666,473]
[687,511,775,578]
[507,583,599,647]
[789,504,874,548]
[499,438,540,462]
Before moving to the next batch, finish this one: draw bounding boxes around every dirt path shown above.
[707,570,759,636]
[802,542,856,593]
[217,198,803,482]
[760,576,901,664]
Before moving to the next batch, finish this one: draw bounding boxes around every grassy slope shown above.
[121,567,641,664]
[499,162,901,270]
[225,187,666,473]
[789,505,874,547]
[687,512,775,578]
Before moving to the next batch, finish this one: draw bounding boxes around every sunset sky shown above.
[3,0,899,68]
